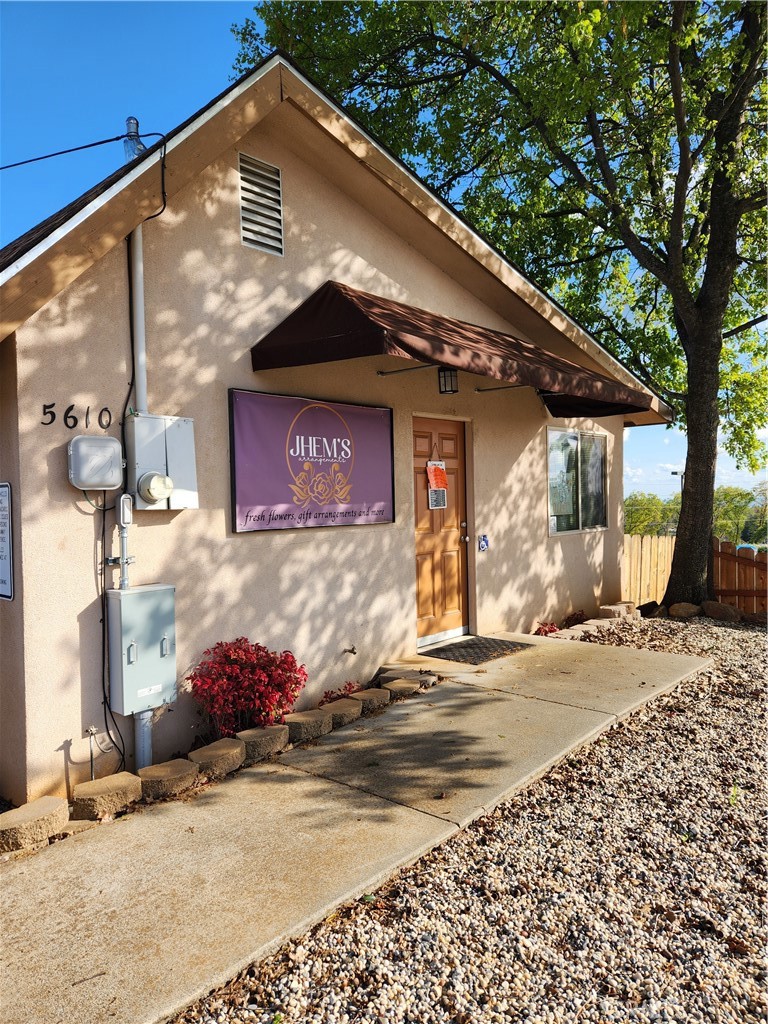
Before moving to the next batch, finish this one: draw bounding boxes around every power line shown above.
[0,134,128,172]
[0,131,166,173]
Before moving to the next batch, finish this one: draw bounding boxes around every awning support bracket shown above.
[473,383,527,393]
[376,363,432,377]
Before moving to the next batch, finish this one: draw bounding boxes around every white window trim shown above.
[547,427,608,536]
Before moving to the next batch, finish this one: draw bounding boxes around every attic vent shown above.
[239,153,284,256]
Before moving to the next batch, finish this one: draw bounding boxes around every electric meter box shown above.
[125,413,199,510]
[107,584,176,716]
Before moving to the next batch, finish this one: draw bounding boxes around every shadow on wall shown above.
[16,147,621,793]
[469,406,619,633]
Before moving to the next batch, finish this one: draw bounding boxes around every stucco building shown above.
[0,54,671,805]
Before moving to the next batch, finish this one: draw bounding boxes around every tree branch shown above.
[668,1,694,271]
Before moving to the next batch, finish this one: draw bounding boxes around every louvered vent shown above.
[239,153,283,256]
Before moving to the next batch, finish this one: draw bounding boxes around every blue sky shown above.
[1,1,763,500]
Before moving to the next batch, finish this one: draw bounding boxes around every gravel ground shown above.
[172,618,766,1024]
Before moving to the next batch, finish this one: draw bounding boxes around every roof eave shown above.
[0,55,286,339]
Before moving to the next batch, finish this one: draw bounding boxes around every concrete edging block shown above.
[72,772,143,821]
[284,709,334,743]
[0,796,70,852]
[236,725,290,765]
[347,688,391,713]
[323,698,362,729]
[187,739,246,779]
[382,679,421,698]
[138,759,200,799]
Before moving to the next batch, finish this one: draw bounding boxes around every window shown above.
[239,153,283,256]
[547,429,607,534]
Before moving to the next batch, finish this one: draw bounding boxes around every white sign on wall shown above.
[0,483,13,601]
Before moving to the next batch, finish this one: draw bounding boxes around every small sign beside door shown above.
[427,460,448,510]
[0,483,13,601]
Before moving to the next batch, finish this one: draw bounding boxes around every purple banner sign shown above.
[230,390,394,532]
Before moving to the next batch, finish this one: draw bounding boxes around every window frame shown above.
[547,427,608,536]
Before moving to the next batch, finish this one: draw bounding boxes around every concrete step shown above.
[72,772,143,821]
[187,739,246,780]
[0,796,70,852]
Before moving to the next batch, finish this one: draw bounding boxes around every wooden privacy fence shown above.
[622,534,676,606]
[622,534,767,614]
[710,537,767,614]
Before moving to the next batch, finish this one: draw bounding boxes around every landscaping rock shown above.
[347,687,391,713]
[638,601,660,618]
[236,725,289,765]
[669,602,702,619]
[72,771,142,820]
[138,758,200,799]
[701,600,741,623]
[324,699,362,728]
[284,709,333,744]
[382,678,421,698]
[742,609,767,626]
[0,796,69,852]
[187,739,245,779]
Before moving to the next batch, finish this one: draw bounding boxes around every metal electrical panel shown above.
[107,584,176,716]
[125,414,199,510]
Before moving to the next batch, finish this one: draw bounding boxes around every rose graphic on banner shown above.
[286,403,355,508]
[289,462,352,508]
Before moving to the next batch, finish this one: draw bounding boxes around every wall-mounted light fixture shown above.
[438,367,459,394]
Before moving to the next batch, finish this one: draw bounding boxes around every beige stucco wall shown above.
[7,108,623,803]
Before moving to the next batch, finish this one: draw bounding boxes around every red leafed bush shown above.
[318,681,361,707]
[533,621,559,636]
[187,637,307,738]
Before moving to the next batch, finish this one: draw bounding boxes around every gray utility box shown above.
[107,584,176,716]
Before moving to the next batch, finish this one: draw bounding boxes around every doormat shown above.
[425,636,533,666]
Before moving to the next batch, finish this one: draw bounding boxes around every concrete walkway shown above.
[0,633,710,1024]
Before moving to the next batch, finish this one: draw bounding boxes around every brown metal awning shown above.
[250,280,653,418]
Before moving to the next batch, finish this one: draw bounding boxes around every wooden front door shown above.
[413,417,469,642]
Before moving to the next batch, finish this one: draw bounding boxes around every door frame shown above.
[412,414,476,648]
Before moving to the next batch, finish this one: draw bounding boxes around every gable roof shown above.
[0,50,672,425]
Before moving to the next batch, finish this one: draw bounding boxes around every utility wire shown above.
[0,130,167,172]
[0,134,127,172]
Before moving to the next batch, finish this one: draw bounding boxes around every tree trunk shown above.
[663,331,722,606]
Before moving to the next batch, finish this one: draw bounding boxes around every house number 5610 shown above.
[40,403,112,430]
